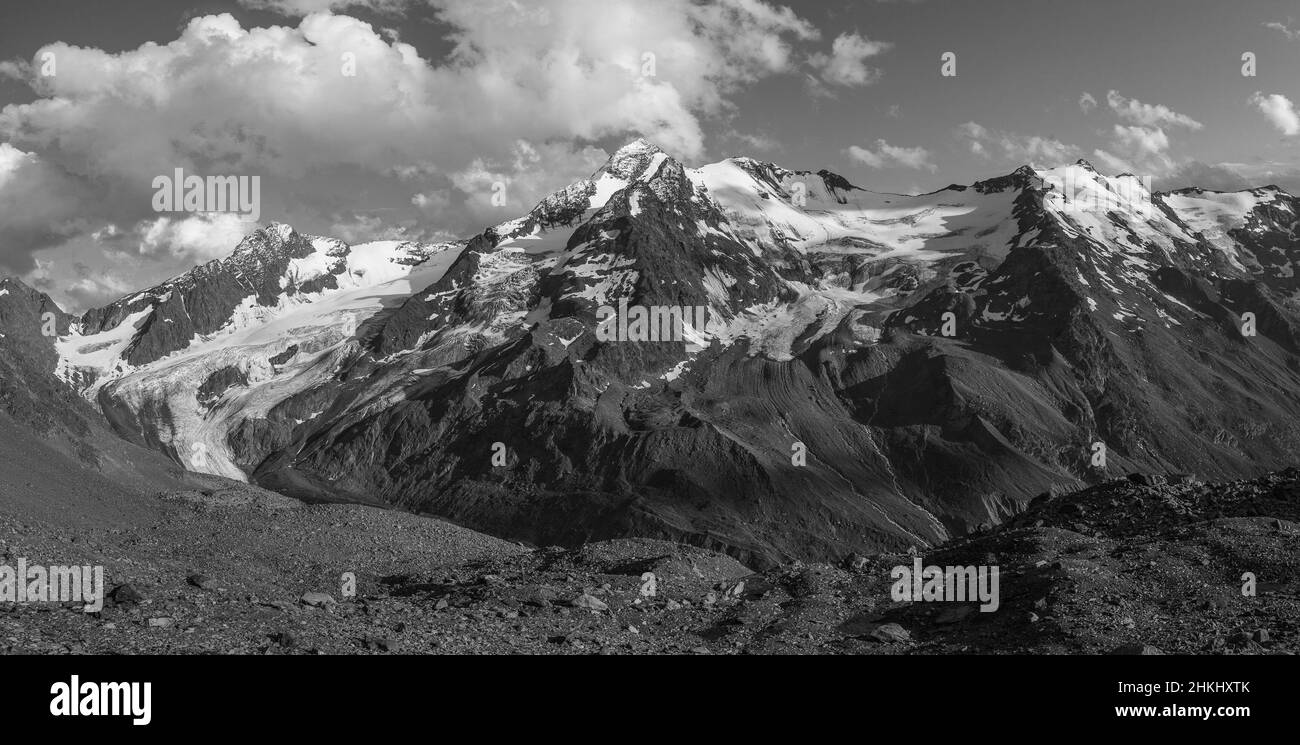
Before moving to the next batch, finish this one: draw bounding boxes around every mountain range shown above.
[6,138,1300,567]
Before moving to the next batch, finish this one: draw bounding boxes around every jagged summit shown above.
[230,222,307,258]
[598,138,668,181]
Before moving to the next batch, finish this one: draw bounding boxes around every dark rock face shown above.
[0,277,95,441]
[198,366,249,407]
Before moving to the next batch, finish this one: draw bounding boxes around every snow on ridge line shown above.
[56,240,463,481]
[55,239,458,395]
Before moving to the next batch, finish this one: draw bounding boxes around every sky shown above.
[1,0,1299,311]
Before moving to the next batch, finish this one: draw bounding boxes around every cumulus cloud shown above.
[1083,92,1202,177]
[0,2,833,310]
[1111,124,1170,158]
[1105,90,1202,130]
[1249,92,1300,135]
[845,139,935,171]
[0,144,98,269]
[1079,92,1096,114]
[239,0,409,13]
[135,214,258,263]
[955,122,1080,166]
[810,32,891,87]
[1093,126,1174,176]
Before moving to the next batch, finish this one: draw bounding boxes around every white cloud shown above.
[135,214,257,263]
[1084,93,1203,176]
[447,140,610,224]
[0,2,828,305]
[240,0,409,13]
[956,122,1080,166]
[1249,92,1300,135]
[728,131,781,152]
[1091,149,1135,175]
[1079,92,1097,114]
[1263,20,1300,40]
[845,139,935,171]
[1105,90,1202,130]
[1111,124,1170,158]
[1093,123,1176,175]
[0,144,96,270]
[810,32,891,87]
[411,189,451,212]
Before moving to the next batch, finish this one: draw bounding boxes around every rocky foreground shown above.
[1,468,1296,655]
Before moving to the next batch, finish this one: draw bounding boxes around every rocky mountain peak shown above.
[598,138,668,181]
[231,222,303,260]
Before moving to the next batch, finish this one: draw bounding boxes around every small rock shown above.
[110,584,143,606]
[843,553,869,572]
[868,623,912,644]
[300,592,336,608]
[664,599,682,611]
[571,593,608,612]
[147,617,173,628]
[1251,629,1270,644]
[187,573,217,590]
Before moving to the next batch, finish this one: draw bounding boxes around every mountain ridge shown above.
[7,139,1300,566]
